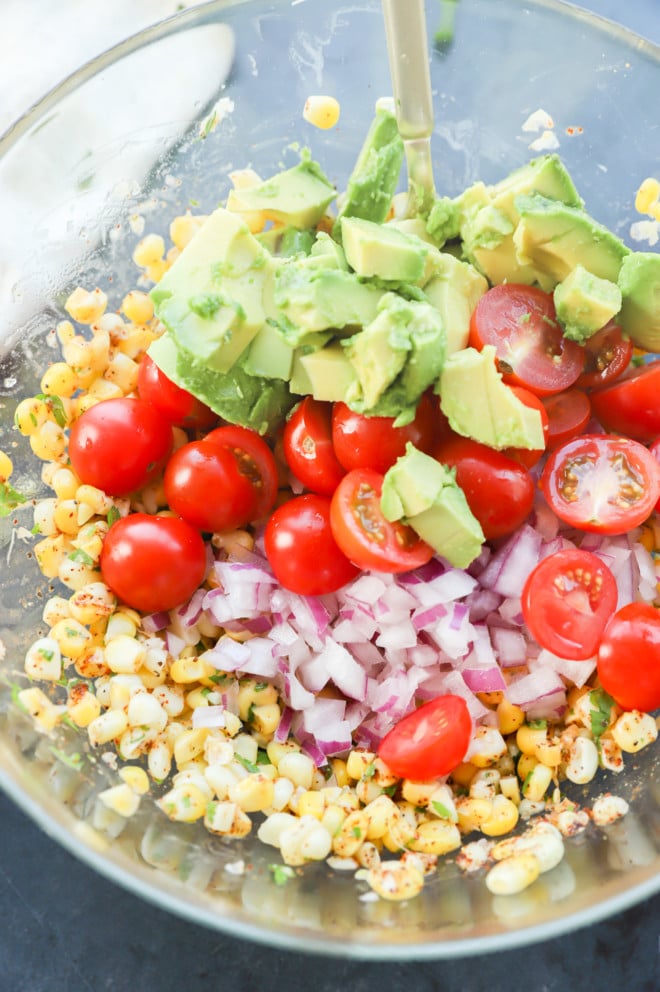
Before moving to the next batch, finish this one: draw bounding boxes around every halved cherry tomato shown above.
[434,436,535,541]
[650,438,660,512]
[597,603,660,711]
[204,425,278,519]
[264,493,359,595]
[378,695,472,779]
[540,434,660,534]
[331,392,439,474]
[574,321,633,391]
[100,513,207,613]
[469,283,584,396]
[589,360,660,442]
[521,549,618,660]
[283,397,346,495]
[69,397,173,497]
[330,469,434,573]
[541,388,592,450]
[137,354,218,430]
[502,385,550,468]
[164,440,259,533]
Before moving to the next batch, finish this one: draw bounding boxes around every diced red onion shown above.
[462,666,507,693]
[479,525,542,598]
[141,610,171,633]
[489,626,528,668]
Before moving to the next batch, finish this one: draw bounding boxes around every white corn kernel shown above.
[611,711,658,753]
[119,766,150,796]
[127,691,168,732]
[18,687,65,732]
[279,816,333,866]
[591,794,630,827]
[257,812,299,848]
[98,783,141,818]
[277,751,315,790]
[364,860,425,902]
[564,736,599,784]
[205,800,252,838]
[104,635,146,674]
[24,637,62,681]
[485,852,540,896]
[87,708,129,747]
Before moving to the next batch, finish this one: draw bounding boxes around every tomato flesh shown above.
[330,469,434,573]
[283,397,346,495]
[137,354,218,430]
[378,695,472,779]
[589,360,660,442]
[502,385,550,468]
[101,513,207,613]
[331,392,439,474]
[541,388,592,451]
[540,434,660,534]
[264,493,359,595]
[575,321,633,391]
[521,549,618,660]
[469,283,584,396]
[69,397,173,497]
[597,603,660,711]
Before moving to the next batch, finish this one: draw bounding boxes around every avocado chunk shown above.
[148,332,293,435]
[226,155,336,229]
[553,264,622,343]
[273,263,383,343]
[344,292,446,412]
[332,104,404,237]
[256,226,316,258]
[150,207,275,373]
[513,193,630,288]
[341,216,432,283]
[380,443,484,568]
[291,343,359,401]
[422,253,488,354]
[242,320,295,380]
[438,345,546,451]
[617,252,660,352]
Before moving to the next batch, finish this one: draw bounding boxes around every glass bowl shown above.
[1,0,659,960]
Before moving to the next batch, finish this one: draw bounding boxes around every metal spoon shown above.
[381,0,436,217]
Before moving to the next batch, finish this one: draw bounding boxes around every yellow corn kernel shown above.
[477,691,503,707]
[65,287,108,324]
[30,420,67,461]
[635,176,660,215]
[516,723,548,756]
[173,728,210,767]
[277,751,315,790]
[408,819,462,856]
[516,752,538,783]
[169,655,216,684]
[361,795,397,840]
[0,450,12,481]
[69,582,117,626]
[468,726,508,768]
[51,499,80,536]
[75,484,114,517]
[329,758,349,788]
[485,852,540,896]
[611,710,658,753]
[119,766,150,796]
[40,362,78,398]
[450,761,478,788]
[534,737,563,767]
[303,94,341,130]
[229,773,275,813]
[133,233,165,268]
[24,637,62,681]
[332,810,370,858]
[51,468,79,500]
[250,703,281,738]
[42,596,72,627]
[365,860,425,902]
[98,783,141,818]
[121,290,154,324]
[87,708,129,746]
[346,749,376,781]
[499,774,521,805]
[14,396,50,436]
[205,800,253,837]
[34,535,70,578]
[237,679,279,720]
[521,762,554,802]
[480,794,520,837]
[497,697,526,735]
[293,789,324,820]
[103,352,139,394]
[105,611,138,641]
[159,783,208,823]
[49,618,93,660]
[401,780,440,807]
[455,797,494,834]
[67,685,102,728]
[145,259,169,283]
[148,739,172,783]
[104,635,146,675]
[169,212,207,250]
[265,740,301,767]
[18,687,65,732]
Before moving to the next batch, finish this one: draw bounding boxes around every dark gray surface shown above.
[1,1,660,989]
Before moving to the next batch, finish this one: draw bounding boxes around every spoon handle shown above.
[381,0,434,142]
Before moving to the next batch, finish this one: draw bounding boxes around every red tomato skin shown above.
[137,354,218,430]
[434,436,535,541]
[330,469,434,574]
[650,438,660,511]
[502,385,550,468]
[283,398,346,495]
[203,425,278,519]
[589,360,660,442]
[100,513,207,613]
[69,397,173,497]
[521,549,618,660]
[575,321,633,391]
[597,603,660,711]
[541,388,592,451]
[331,392,440,474]
[540,434,660,534]
[164,441,259,533]
[378,695,472,780]
[469,284,584,396]
[264,494,360,595]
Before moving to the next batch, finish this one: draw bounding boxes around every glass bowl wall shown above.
[0,0,659,959]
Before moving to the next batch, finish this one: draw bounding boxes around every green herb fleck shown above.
[107,506,121,527]
[382,784,397,798]
[235,753,259,774]
[189,292,224,318]
[200,110,217,139]
[352,826,362,839]
[0,481,28,517]
[49,747,84,771]
[431,799,452,819]
[528,719,547,730]
[362,761,376,780]
[67,548,95,566]
[36,393,67,428]
[269,864,295,886]
[589,689,616,742]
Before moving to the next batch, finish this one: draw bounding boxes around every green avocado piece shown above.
[341,216,431,283]
[553,264,622,343]
[617,252,660,352]
[380,443,484,568]
[513,193,630,288]
[273,264,383,343]
[256,226,316,257]
[226,156,336,229]
[422,253,488,355]
[242,321,294,380]
[332,104,404,238]
[438,345,546,450]
[291,343,359,401]
[150,207,274,373]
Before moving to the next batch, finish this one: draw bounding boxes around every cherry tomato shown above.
[589,360,660,442]
[521,549,618,660]
[540,434,660,534]
[650,438,660,511]
[100,513,207,613]
[137,354,218,430]
[283,397,346,495]
[203,425,278,519]
[330,469,434,573]
[378,695,472,779]
[434,436,535,541]
[541,388,592,450]
[469,283,584,396]
[502,385,550,469]
[164,440,259,533]
[264,494,360,595]
[597,603,660,711]
[574,321,633,391]
[331,392,439,474]
[69,397,173,497]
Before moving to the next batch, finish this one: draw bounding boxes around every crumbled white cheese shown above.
[521,109,555,133]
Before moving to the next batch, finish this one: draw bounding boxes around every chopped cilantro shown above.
[200,111,217,139]
[49,746,84,771]
[589,689,616,742]
[235,753,259,774]
[528,719,547,730]
[67,548,95,566]
[269,864,295,886]
[107,506,121,527]
[382,784,397,798]
[36,393,67,428]
[431,799,452,818]
[362,761,376,780]
[352,826,362,839]
[0,481,28,517]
